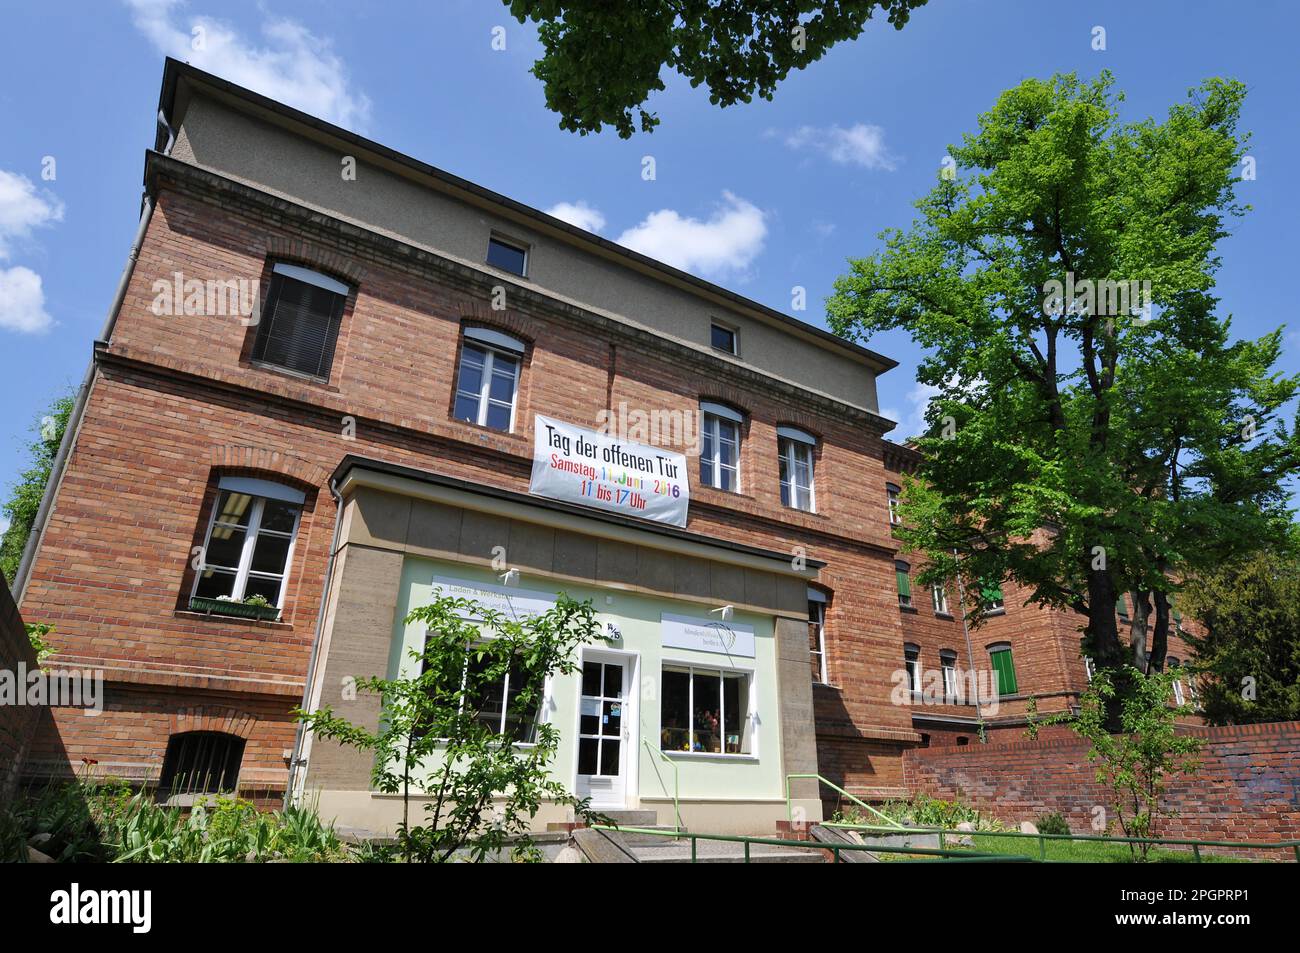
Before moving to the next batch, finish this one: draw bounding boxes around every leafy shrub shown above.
[1036,811,1071,835]
[2,779,347,863]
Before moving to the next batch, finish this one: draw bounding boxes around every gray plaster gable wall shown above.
[170,92,883,415]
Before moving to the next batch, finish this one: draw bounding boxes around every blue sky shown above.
[2,0,1298,531]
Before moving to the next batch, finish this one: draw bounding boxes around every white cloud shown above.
[0,170,63,260]
[0,516,10,538]
[124,0,371,130]
[0,266,54,334]
[545,201,606,234]
[784,123,897,171]
[615,192,767,278]
[893,380,939,440]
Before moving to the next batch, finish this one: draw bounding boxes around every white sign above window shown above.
[661,613,755,659]
[431,575,557,621]
[529,414,689,527]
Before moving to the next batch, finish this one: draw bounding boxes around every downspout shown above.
[12,109,176,601]
[952,550,987,742]
[286,475,345,807]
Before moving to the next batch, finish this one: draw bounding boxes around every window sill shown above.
[984,608,1006,617]
[248,359,335,389]
[899,604,918,614]
[935,612,955,620]
[174,609,293,631]
[660,750,758,763]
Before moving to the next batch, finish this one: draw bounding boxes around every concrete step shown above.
[613,824,684,846]
[597,809,660,827]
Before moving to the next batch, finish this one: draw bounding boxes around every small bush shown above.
[1036,811,1071,836]
[3,778,348,863]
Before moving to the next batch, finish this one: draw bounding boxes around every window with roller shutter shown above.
[251,263,350,379]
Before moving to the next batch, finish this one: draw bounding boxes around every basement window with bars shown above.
[251,263,350,379]
[192,477,304,611]
[158,731,245,799]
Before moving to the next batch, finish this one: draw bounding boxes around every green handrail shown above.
[590,824,1024,862]
[644,739,682,832]
[785,773,905,829]
[826,821,1300,861]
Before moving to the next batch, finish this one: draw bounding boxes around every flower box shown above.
[189,596,280,622]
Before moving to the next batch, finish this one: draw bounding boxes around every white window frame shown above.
[659,662,756,758]
[887,484,901,525]
[454,330,523,432]
[1083,656,1096,683]
[710,321,739,355]
[932,582,950,615]
[777,427,816,512]
[700,402,743,492]
[903,645,921,696]
[1169,657,1186,706]
[417,636,546,748]
[192,478,304,610]
[808,589,828,684]
[939,650,958,700]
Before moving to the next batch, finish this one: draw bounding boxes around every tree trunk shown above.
[1129,589,1150,672]
[1148,591,1170,673]
[1085,566,1125,730]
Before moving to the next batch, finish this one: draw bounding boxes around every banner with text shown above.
[530,414,689,527]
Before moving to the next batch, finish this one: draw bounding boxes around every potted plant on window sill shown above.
[189,594,281,622]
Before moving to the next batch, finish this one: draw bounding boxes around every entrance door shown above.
[575,657,629,808]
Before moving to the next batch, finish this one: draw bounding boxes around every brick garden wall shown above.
[0,573,43,803]
[904,721,1300,859]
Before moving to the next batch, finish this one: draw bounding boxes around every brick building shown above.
[13,59,1196,831]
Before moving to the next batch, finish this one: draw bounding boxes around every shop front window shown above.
[660,666,751,755]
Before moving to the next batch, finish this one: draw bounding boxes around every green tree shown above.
[296,589,604,862]
[826,73,1300,710]
[1072,668,1202,861]
[503,0,927,137]
[1177,546,1300,725]
[1,390,74,585]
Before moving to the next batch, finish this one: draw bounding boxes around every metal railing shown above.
[825,822,1300,863]
[642,739,682,832]
[590,825,1025,863]
[785,773,905,829]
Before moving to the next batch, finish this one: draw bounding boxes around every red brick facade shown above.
[904,722,1300,859]
[16,63,1208,815]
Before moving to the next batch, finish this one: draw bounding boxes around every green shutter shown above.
[990,649,1018,696]
[896,569,911,600]
[1116,594,1129,617]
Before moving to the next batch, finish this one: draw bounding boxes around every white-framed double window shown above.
[903,643,921,696]
[417,636,543,744]
[940,649,958,701]
[700,401,743,492]
[453,327,524,432]
[886,483,902,525]
[1169,656,1186,706]
[808,588,828,684]
[660,663,753,755]
[777,426,816,512]
[932,582,950,615]
[192,477,304,609]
